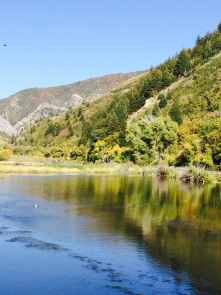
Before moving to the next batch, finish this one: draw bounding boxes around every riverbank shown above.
[0,159,220,183]
[0,161,150,175]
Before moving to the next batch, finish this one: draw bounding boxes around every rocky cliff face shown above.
[0,71,146,136]
[0,115,14,136]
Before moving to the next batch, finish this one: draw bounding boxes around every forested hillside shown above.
[10,22,221,167]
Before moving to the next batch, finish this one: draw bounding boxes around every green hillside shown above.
[10,22,221,167]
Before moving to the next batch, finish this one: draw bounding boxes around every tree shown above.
[192,44,204,57]
[166,91,173,100]
[196,34,201,45]
[106,112,119,135]
[149,68,163,92]
[174,49,192,77]
[115,99,127,133]
[218,22,221,34]
[45,123,56,136]
[152,103,160,117]
[126,116,178,164]
[30,126,35,134]
[212,36,221,51]
[128,89,140,114]
[158,94,167,109]
[66,119,71,128]
[203,41,212,59]
[11,134,16,144]
[161,67,172,88]
[65,111,70,120]
[79,114,85,122]
[169,97,183,125]
[94,140,108,163]
[67,127,74,138]
[79,121,92,145]
[78,108,82,117]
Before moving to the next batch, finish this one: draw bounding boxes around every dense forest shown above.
[4,22,221,167]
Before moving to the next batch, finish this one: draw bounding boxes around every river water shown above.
[0,175,221,294]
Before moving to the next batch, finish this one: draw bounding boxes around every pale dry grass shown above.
[84,164,122,174]
[0,161,152,175]
[127,97,157,125]
[0,164,80,174]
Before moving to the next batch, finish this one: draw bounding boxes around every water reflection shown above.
[2,175,221,294]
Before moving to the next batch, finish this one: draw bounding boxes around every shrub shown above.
[181,167,215,182]
[0,149,13,161]
[156,165,167,177]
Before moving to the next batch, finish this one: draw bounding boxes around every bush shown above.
[156,165,167,177]
[181,167,215,182]
[0,149,13,161]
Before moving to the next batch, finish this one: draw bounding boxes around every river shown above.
[0,175,220,294]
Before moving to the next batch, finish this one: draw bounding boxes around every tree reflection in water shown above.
[5,175,221,294]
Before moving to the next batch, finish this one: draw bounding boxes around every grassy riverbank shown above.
[0,160,150,175]
[0,157,220,183]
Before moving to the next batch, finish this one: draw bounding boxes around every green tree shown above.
[126,116,178,164]
[218,21,221,33]
[107,112,119,135]
[45,121,61,137]
[152,103,160,117]
[78,108,82,117]
[169,97,183,125]
[174,49,192,77]
[66,119,71,128]
[79,114,85,122]
[203,41,212,59]
[11,134,16,144]
[196,34,201,45]
[166,91,173,100]
[115,99,127,133]
[128,89,140,114]
[212,36,221,51]
[65,111,70,120]
[79,121,92,145]
[67,127,74,138]
[45,123,55,136]
[158,94,167,109]
[161,67,172,88]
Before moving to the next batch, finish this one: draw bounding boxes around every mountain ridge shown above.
[15,21,221,167]
[0,70,147,136]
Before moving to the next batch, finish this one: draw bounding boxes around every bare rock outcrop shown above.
[0,115,15,136]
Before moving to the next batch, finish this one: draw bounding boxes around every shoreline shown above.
[0,161,220,183]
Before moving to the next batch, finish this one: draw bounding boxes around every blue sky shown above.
[1,0,221,98]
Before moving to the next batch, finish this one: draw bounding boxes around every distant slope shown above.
[18,22,221,166]
[0,70,147,135]
[0,130,10,143]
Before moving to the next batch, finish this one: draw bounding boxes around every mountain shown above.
[0,130,10,143]
[0,71,146,135]
[7,22,221,167]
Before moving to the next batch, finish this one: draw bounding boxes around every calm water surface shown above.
[0,175,221,294]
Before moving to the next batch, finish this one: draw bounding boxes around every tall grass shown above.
[0,157,219,183]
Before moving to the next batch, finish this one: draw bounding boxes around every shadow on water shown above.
[1,175,221,294]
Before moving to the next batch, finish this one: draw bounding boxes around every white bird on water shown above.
[34,204,37,208]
